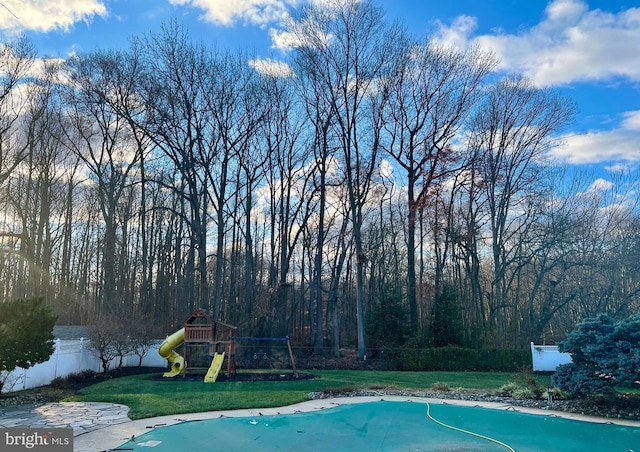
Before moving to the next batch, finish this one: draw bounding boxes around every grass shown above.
[64,370,550,420]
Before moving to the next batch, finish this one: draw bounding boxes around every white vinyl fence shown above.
[1,338,166,393]
[530,342,572,371]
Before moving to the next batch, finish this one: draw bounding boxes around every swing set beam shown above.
[228,336,298,378]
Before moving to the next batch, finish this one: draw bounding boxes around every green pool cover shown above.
[115,400,640,451]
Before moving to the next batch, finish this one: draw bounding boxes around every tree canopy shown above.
[0,1,637,357]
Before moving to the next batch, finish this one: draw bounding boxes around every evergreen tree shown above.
[552,314,640,396]
[432,285,465,347]
[366,285,409,348]
[0,297,57,391]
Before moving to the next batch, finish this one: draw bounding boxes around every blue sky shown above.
[1,0,639,174]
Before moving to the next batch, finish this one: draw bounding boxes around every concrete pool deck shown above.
[2,396,640,452]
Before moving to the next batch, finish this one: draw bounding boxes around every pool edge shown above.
[73,396,640,452]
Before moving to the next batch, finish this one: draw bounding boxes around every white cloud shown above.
[589,178,613,192]
[0,0,107,34]
[545,0,588,22]
[435,0,640,87]
[379,158,393,179]
[269,23,335,51]
[269,27,301,49]
[432,15,478,51]
[605,163,632,174]
[249,57,293,76]
[169,0,299,27]
[553,111,640,164]
[621,110,640,130]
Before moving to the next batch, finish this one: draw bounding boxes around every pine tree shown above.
[552,314,640,396]
[0,297,57,391]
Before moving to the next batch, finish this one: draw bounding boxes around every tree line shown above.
[0,0,638,356]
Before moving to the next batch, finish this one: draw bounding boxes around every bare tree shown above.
[467,76,575,336]
[0,37,38,301]
[292,48,343,351]
[258,72,309,338]
[0,36,35,186]
[381,37,495,332]
[61,51,143,314]
[135,22,214,317]
[6,61,75,303]
[86,313,120,373]
[96,44,159,317]
[288,0,400,359]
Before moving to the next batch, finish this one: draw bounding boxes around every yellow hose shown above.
[425,401,516,452]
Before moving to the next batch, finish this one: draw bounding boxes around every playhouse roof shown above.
[183,307,214,325]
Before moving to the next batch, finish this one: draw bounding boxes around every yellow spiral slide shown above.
[158,328,225,382]
[158,328,186,377]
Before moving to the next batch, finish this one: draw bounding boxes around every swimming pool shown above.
[115,400,640,451]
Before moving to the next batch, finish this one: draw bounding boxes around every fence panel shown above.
[530,342,572,371]
[2,339,166,393]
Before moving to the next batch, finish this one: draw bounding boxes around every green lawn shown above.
[66,370,549,420]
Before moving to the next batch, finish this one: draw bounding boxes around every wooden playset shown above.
[158,308,298,381]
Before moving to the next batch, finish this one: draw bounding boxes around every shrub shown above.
[396,347,530,372]
[552,363,612,397]
[511,388,536,399]
[552,313,640,396]
[497,382,519,396]
[431,382,450,391]
[0,297,57,392]
[87,307,162,372]
[496,381,540,399]
[543,387,568,401]
[86,315,121,373]
[50,370,96,389]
